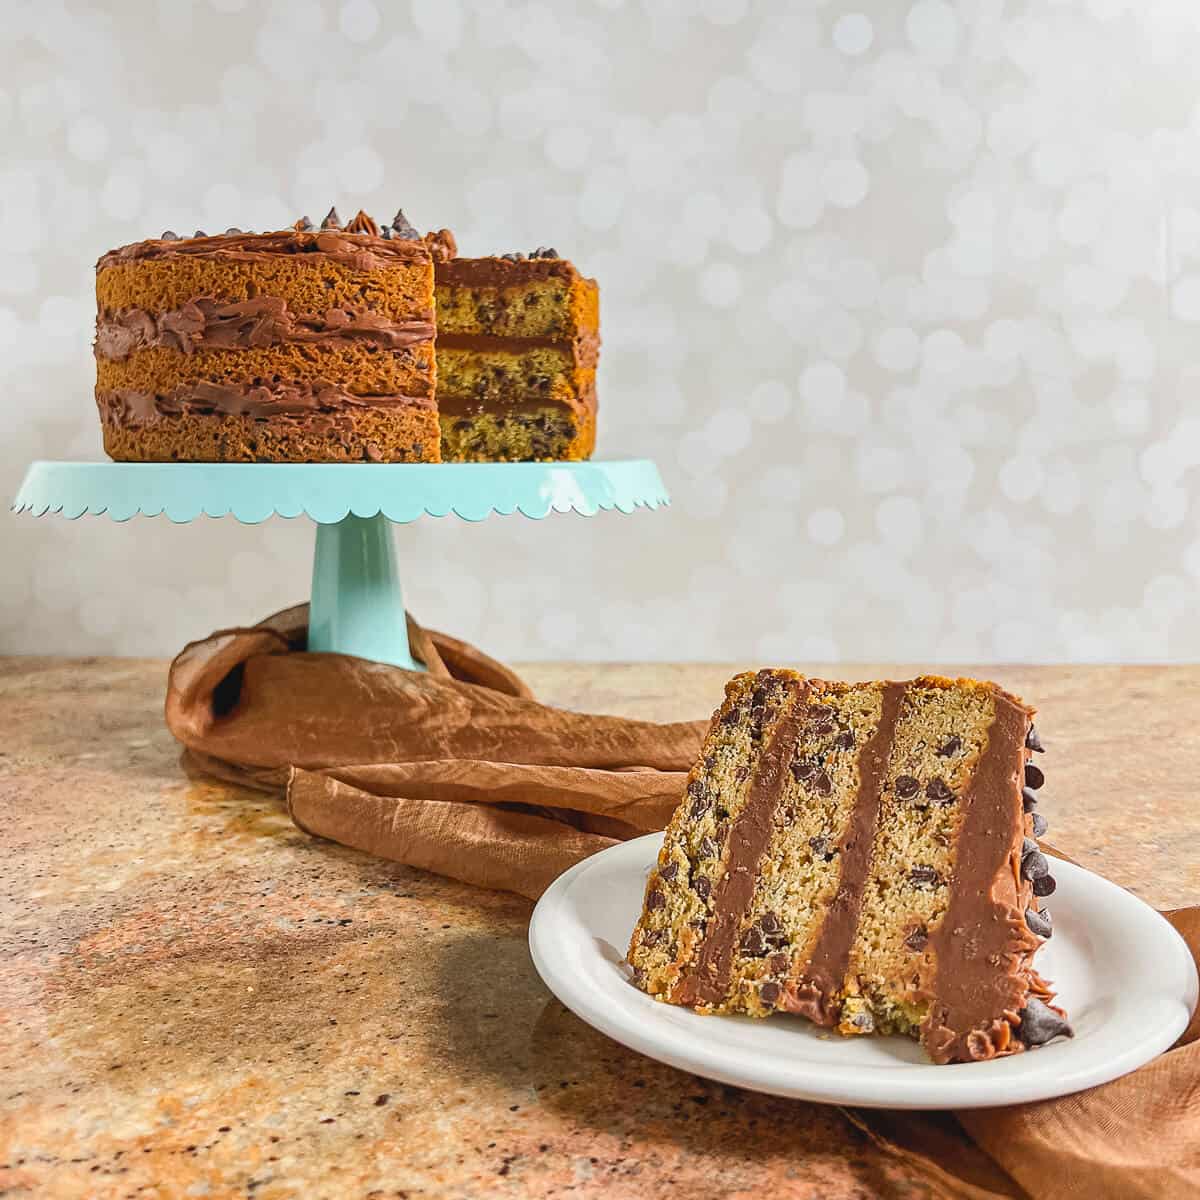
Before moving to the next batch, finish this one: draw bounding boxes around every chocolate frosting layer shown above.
[97,229,430,273]
[781,682,906,1025]
[674,677,811,1007]
[97,381,434,427]
[95,298,435,360]
[435,256,587,289]
[922,692,1043,1064]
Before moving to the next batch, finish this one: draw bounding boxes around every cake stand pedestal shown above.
[12,461,669,669]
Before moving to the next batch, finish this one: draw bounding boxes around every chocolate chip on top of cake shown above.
[94,209,441,463]
[627,671,1071,1065]
[433,250,599,462]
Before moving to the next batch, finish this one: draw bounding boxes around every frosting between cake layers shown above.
[921,692,1043,1064]
[97,381,436,427]
[95,298,436,359]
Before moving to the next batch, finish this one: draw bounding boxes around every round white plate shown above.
[529,833,1197,1109]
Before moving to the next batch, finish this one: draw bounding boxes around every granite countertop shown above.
[1,659,1196,1198]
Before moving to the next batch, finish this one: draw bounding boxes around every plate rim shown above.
[529,832,1198,1109]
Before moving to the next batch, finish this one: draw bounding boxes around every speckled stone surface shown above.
[1,659,1196,1199]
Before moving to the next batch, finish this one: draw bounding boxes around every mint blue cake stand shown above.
[12,460,669,670]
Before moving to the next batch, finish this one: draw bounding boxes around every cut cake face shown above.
[627,670,1071,1065]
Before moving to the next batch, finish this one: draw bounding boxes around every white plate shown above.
[529,833,1197,1109]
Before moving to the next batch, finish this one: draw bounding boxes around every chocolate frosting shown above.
[781,682,906,1025]
[435,256,587,289]
[97,381,434,427]
[96,228,431,273]
[95,298,435,359]
[673,677,811,1007]
[921,692,1044,1064]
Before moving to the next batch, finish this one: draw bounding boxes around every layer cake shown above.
[627,670,1071,1065]
[95,210,441,463]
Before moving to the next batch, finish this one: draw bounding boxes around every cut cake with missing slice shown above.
[627,670,1071,1065]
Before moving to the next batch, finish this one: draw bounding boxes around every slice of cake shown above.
[95,209,441,463]
[627,670,1071,1065]
[433,249,598,462]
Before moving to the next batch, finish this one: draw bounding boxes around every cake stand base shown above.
[13,460,669,668]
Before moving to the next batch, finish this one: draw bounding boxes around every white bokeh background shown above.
[4,0,1200,661]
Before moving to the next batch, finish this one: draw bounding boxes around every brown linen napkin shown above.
[168,611,1199,1197]
[166,604,707,899]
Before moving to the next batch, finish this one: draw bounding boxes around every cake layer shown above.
[99,400,439,463]
[436,343,593,408]
[99,239,432,318]
[96,340,433,400]
[439,399,595,462]
[434,258,598,340]
[628,671,1067,1064]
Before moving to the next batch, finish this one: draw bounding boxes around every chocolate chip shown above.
[698,836,719,859]
[1018,996,1073,1046]
[642,927,666,947]
[809,835,828,856]
[741,926,767,956]
[748,703,767,729]
[379,225,393,238]
[769,952,790,974]
[1025,907,1052,938]
[1031,811,1048,837]
[910,865,939,888]
[690,797,710,819]
[501,251,526,261]
[1022,849,1050,882]
[759,982,781,1007]
[849,1010,875,1032]
[834,730,855,750]
[646,889,665,911]
[703,755,716,770]
[1032,873,1056,897]
[321,206,341,230]
[660,861,679,882]
[905,926,929,951]
[687,778,708,799]
[1022,837,1039,855]
[807,704,832,722]
[160,230,179,240]
[791,760,817,784]
[810,770,832,796]
[751,686,770,709]
[812,718,835,736]
[1022,787,1039,812]
[925,778,954,805]
[895,775,920,800]
[937,735,962,757]
[530,246,559,258]
[694,877,711,901]
[1025,763,1045,790]
[193,230,207,238]
[225,226,243,234]
[629,967,647,989]
[391,209,419,239]
[294,215,313,231]
[759,912,782,935]
[1026,725,1045,753]
[719,707,741,726]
